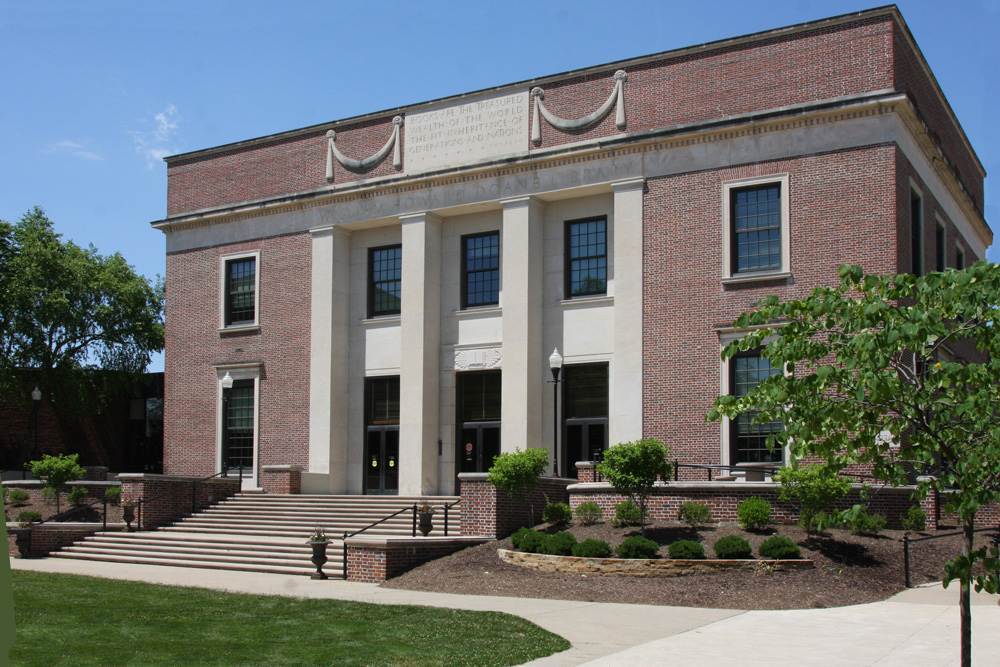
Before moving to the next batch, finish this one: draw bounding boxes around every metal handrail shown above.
[31,493,115,531]
[129,466,242,531]
[340,504,421,580]
[442,498,461,536]
[901,526,1000,588]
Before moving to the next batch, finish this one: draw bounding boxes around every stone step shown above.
[49,551,335,576]
[58,543,332,566]
[75,536,320,556]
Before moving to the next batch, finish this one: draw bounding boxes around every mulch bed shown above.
[5,495,124,525]
[382,520,1000,610]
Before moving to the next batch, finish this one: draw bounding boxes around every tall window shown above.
[462,232,500,308]
[935,221,946,272]
[732,184,781,274]
[956,245,966,270]
[563,363,609,478]
[225,379,255,470]
[565,217,607,297]
[224,257,256,326]
[910,190,923,276]
[730,351,783,464]
[366,376,400,425]
[369,245,402,317]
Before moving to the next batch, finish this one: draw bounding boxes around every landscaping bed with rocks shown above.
[382,520,999,610]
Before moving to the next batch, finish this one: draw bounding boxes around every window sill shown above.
[452,306,502,318]
[360,315,401,327]
[721,271,792,286]
[558,295,614,307]
[218,324,260,335]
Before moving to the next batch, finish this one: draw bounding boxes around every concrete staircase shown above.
[51,494,461,578]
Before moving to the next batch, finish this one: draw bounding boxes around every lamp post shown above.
[549,348,563,477]
[220,372,234,477]
[30,387,41,462]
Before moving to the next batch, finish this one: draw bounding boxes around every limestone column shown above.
[398,212,442,496]
[610,178,645,446]
[500,196,545,453]
[308,226,351,492]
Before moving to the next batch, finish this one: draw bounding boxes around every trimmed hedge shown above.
[571,539,612,559]
[667,540,705,559]
[759,535,801,559]
[737,496,772,531]
[615,535,660,559]
[539,531,577,556]
[713,535,752,559]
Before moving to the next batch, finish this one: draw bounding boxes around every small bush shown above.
[849,510,887,536]
[539,531,577,556]
[573,501,603,525]
[759,535,801,559]
[737,496,772,531]
[16,511,42,523]
[901,506,927,532]
[713,535,753,559]
[679,502,712,528]
[40,487,57,503]
[542,501,571,525]
[615,535,660,559]
[571,538,612,559]
[67,486,90,507]
[511,527,547,553]
[105,487,122,505]
[667,540,705,559]
[613,499,646,527]
[510,527,536,550]
[775,465,851,534]
[7,489,30,507]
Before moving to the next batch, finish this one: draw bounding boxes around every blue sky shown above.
[1,1,997,372]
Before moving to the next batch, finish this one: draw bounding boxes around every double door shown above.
[365,426,399,495]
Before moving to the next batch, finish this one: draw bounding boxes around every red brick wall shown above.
[119,475,240,529]
[345,541,473,583]
[460,475,572,538]
[643,146,898,474]
[163,233,311,477]
[259,467,302,494]
[7,524,109,558]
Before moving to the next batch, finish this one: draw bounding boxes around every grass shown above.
[11,571,570,667]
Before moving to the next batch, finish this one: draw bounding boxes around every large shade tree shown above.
[0,207,164,447]
[708,263,1000,667]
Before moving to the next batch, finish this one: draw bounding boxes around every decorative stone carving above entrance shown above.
[453,347,502,371]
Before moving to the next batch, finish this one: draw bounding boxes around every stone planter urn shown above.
[308,540,329,579]
[122,502,136,532]
[418,511,434,537]
[10,526,32,558]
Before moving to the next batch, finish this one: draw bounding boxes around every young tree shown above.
[487,447,549,526]
[597,439,671,537]
[26,453,85,515]
[0,207,164,420]
[708,263,1000,667]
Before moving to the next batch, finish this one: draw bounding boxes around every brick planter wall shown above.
[6,522,125,558]
[459,473,574,539]
[260,465,302,494]
[344,536,490,583]
[118,473,240,529]
[569,481,953,530]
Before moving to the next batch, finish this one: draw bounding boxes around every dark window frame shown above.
[729,349,783,465]
[365,376,400,426]
[224,378,255,471]
[910,190,923,277]
[731,184,782,275]
[956,245,966,271]
[935,221,946,272]
[224,256,257,326]
[461,231,500,309]
[368,244,402,318]
[561,363,609,478]
[564,216,608,298]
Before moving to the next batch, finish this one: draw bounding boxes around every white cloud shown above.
[129,103,180,169]
[46,140,103,161]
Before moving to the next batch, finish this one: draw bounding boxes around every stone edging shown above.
[497,548,813,577]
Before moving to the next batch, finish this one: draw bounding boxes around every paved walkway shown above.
[11,558,1000,666]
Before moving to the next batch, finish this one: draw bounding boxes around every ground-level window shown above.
[563,363,608,478]
[730,351,783,464]
[456,371,501,480]
[365,376,399,495]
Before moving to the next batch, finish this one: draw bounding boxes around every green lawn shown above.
[11,571,569,667]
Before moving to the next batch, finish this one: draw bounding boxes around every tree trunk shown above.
[960,515,974,667]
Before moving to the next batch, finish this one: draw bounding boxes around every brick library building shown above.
[154,6,990,498]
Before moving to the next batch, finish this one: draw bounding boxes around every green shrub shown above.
[16,511,42,523]
[511,527,536,550]
[775,465,851,533]
[737,496,772,531]
[597,439,671,537]
[41,487,57,503]
[539,531,577,556]
[615,535,660,559]
[571,538,612,559]
[613,499,646,527]
[7,489,30,507]
[542,501,571,525]
[513,529,546,553]
[679,502,712,528]
[667,540,705,559]
[713,535,753,559]
[67,486,90,507]
[901,506,927,532]
[759,535,801,559]
[849,510,887,536]
[487,447,549,525]
[573,501,603,525]
[105,487,122,505]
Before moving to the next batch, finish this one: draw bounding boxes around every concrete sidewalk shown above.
[11,558,1000,666]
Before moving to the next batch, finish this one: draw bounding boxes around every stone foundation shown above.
[498,549,814,576]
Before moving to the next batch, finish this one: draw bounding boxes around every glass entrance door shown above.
[365,426,399,495]
[458,423,501,474]
[565,420,608,478]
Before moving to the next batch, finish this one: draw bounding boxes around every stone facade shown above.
[153,8,989,498]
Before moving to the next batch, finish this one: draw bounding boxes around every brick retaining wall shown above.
[260,465,302,494]
[118,473,241,529]
[344,536,489,582]
[459,473,574,539]
[6,522,126,558]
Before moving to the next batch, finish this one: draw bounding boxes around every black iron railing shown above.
[31,493,116,531]
[130,466,243,531]
[442,498,460,536]
[901,526,1000,588]
[340,504,421,580]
